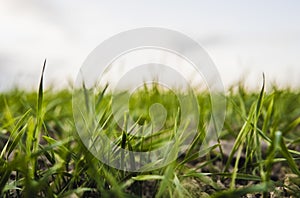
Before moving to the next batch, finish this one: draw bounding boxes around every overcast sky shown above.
[0,0,300,91]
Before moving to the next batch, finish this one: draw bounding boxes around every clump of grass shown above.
[0,62,300,197]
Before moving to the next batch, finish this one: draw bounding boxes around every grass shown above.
[0,65,300,197]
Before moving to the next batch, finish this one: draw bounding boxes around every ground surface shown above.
[0,81,300,197]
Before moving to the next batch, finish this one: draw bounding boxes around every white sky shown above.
[0,0,300,91]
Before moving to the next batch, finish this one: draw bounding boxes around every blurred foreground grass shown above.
[0,76,300,197]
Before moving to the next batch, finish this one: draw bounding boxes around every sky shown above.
[0,0,300,91]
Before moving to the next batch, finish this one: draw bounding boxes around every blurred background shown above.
[0,0,299,91]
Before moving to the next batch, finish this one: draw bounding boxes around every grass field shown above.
[0,67,300,197]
